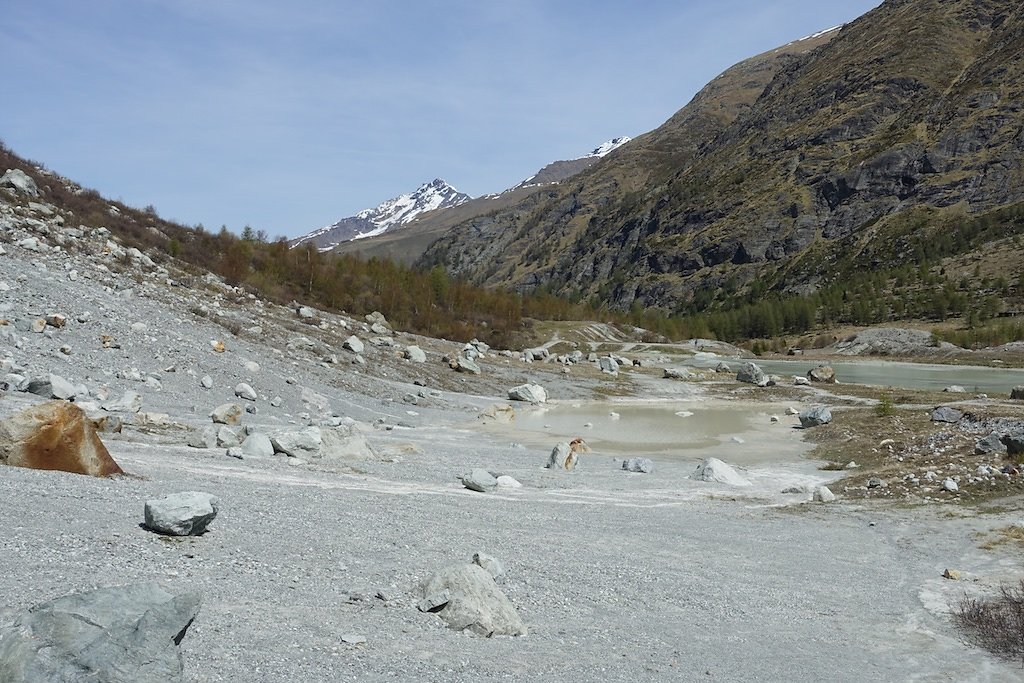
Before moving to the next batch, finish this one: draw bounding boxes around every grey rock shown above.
[929,406,963,423]
[0,583,199,683]
[598,356,618,375]
[662,367,692,380]
[975,432,1007,455]
[0,168,39,196]
[143,491,219,536]
[404,345,427,363]
[234,382,257,401]
[799,406,833,428]
[25,373,76,400]
[270,427,322,458]
[736,362,767,386]
[507,383,547,403]
[240,432,274,458]
[813,486,836,502]
[419,564,527,636]
[1002,432,1024,456]
[460,468,498,492]
[370,322,391,336]
[942,478,959,493]
[690,457,750,486]
[1011,386,1024,400]
[210,403,242,425]
[714,362,732,373]
[943,385,967,394]
[343,335,364,354]
[200,375,213,389]
[622,457,654,473]
[546,442,578,470]
[453,356,480,374]
[186,426,217,449]
[472,552,505,579]
[215,425,242,448]
[807,366,836,383]
[102,390,143,413]
[297,305,316,319]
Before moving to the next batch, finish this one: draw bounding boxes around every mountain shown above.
[291,178,471,251]
[330,137,632,264]
[418,0,1024,315]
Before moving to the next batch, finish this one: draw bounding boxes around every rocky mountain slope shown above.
[291,179,471,251]
[331,138,631,265]
[420,0,1024,313]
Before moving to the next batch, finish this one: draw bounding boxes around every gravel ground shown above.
[1,193,1023,681]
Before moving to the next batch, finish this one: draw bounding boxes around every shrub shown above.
[874,394,895,417]
[954,580,1024,666]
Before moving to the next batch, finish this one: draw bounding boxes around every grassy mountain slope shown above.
[420,0,1024,317]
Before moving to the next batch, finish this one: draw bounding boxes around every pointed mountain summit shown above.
[512,136,632,190]
[291,179,471,250]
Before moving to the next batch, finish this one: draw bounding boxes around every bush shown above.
[874,394,895,417]
[954,580,1024,665]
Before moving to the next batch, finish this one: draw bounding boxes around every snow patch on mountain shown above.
[586,136,632,158]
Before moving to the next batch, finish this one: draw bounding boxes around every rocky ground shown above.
[1,184,1024,681]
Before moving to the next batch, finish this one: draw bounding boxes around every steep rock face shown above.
[420,0,1024,311]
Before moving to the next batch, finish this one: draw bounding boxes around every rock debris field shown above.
[0,181,1022,681]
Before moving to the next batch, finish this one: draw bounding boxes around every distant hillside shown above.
[332,138,631,264]
[291,179,470,251]
[419,0,1024,320]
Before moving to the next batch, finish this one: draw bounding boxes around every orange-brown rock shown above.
[0,401,123,476]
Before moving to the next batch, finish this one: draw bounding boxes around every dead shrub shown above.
[954,580,1024,666]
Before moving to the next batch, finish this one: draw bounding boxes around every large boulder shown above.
[269,427,321,458]
[807,366,837,383]
[930,406,963,423]
[975,433,1007,455]
[404,345,427,363]
[234,383,257,402]
[507,384,547,403]
[622,457,654,473]
[598,356,619,375]
[1011,386,1024,400]
[102,390,143,414]
[799,406,833,428]
[451,356,481,374]
[460,468,498,492]
[0,168,39,196]
[144,492,219,536]
[25,373,78,400]
[418,564,527,636]
[210,403,242,425]
[343,335,364,354]
[0,401,123,476]
[663,367,693,380]
[240,432,274,458]
[690,457,750,486]
[736,362,767,386]
[0,583,199,683]
[268,424,374,461]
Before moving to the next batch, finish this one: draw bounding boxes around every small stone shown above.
[211,340,226,353]
[942,477,959,493]
[29,318,45,333]
[200,375,214,389]
[234,382,258,401]
[930,406,962,423]
[622,457,654,473]
[340,634,367,645]
[45,313,67,328]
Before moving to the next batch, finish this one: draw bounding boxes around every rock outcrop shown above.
[418,563,527,636]
[0,401,123,476]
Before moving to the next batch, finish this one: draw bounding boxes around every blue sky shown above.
[2,1,881,239]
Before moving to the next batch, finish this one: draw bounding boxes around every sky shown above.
[2,1,881,239]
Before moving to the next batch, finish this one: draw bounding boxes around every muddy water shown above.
[487,401,807,465]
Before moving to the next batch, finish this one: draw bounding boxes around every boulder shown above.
[460,468,498,492]
[478,403,515,424]
[736,362,767,386]
[472,552,505,579]
[319,423,375,461]
[714,362,732,373]
[813,486,836,502]
[525,347,549,362]
[102,390,143,413]
[210,403,242,425]
[929,406,963,423]
[144,491,219,536]
[495,475,522,488]
[215,426,242,448]
[662,367,692,380]
[598,356,618,375]
[943,385,967,394]
[622,457,654,473]
[418,564,526,636]
[452,356,481,374]
[942,478,959,493]
[297,305,316,319]
[269,427,321,458]
[200,375,214,389]
[0,168,39,196]
[1011,386,1024,400]
[690,457,750,486]
[807,366,836,383]
[234,383,258,402]
[546,441,583,470]
[0,401,123,476]
[1002,432,1024,456]
[975,432,1007,455]
[343,335,365,354]
[404,345,427,363]
[25,373,77,400]
[186,426,217,449]
[240,432,274,458]
[799,406,833,428]
[0,583,199,683]
[507,384,547,403]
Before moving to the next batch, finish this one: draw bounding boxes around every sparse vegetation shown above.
[954,581,1024,666]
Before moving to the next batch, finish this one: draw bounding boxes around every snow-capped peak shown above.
[586,136,631,158]
[290,179,471,250]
